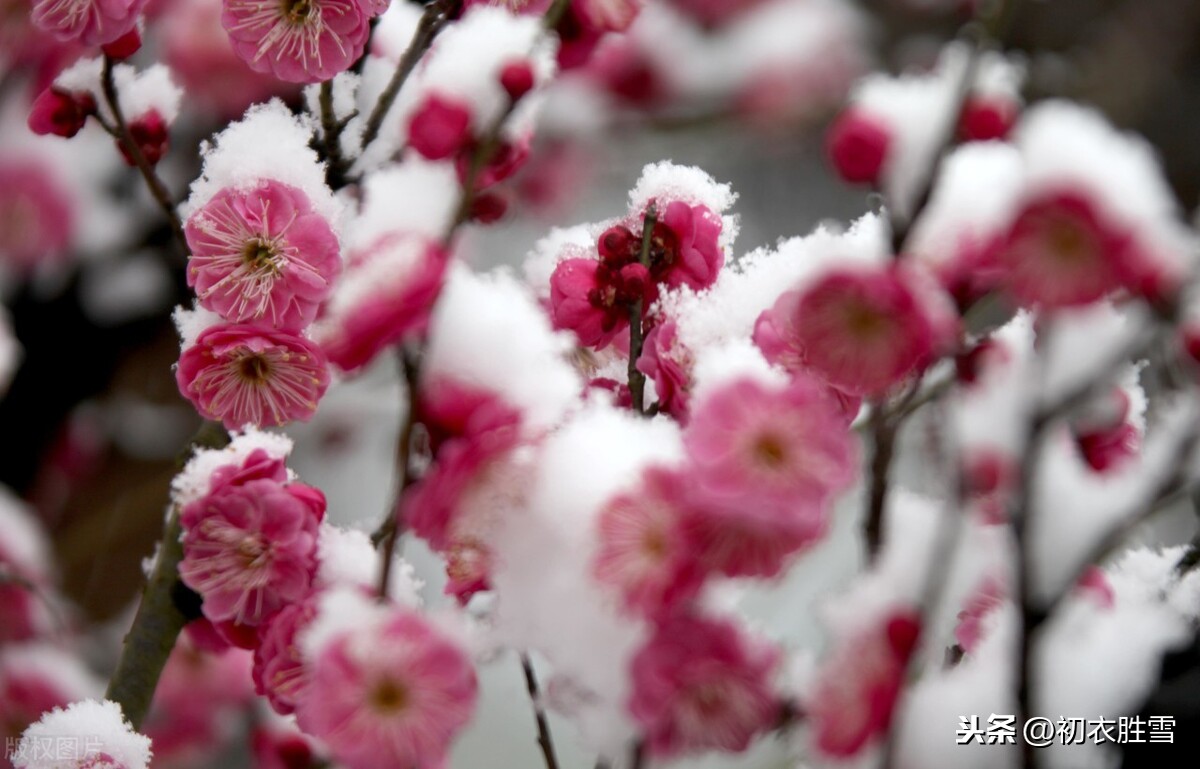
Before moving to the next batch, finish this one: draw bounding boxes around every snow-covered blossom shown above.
[629,613,782,757]
[178,449,325,629]
[31,0,146,45]
[295,606,478,769]
[175,322,331,429]
[0,490,54,644]
[1,647,102,769]
[13,699,150,769]
[221,0,379,83]
[185,180,341,332]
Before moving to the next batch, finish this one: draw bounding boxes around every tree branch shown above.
[520,653,561,769]
[375,345,424,598]
[628,206,657,415]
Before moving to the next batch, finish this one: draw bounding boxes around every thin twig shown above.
[520,653,562,769]
[319,80,352,189]
[628,206,657,415]
[376,345,423,598]
[629,739,646,769]
[359,0,462,154]
[99,54,187,253]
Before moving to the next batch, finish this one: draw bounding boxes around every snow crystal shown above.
[423,265,582,432]
[14,699,151,769]
[315,524,423,608]
[170,426,295,508]
[170,303,222,349]
[180,100,344,231]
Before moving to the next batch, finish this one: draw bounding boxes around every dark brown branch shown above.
[319,80,352,189]
[627,206,658,415]
[376,345,424,598]
[520,653,562,769]
[359,0,462,154]
[99,55,187,254]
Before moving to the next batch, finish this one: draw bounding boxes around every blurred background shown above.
[2,0,1200,766]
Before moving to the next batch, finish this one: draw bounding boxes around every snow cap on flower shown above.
[181,100,343,233]
[315,524,424,607]
[171,426,294,508]
[54,59,182,132]
[424,265,582,433]
[628,161,738,250]
[31,0,147,46]
[14,699,150,769]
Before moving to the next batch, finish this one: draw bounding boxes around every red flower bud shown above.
[28,87,95,138]
[117,110,169,166]
[101,26,142,61]
[499,59,536,102]
[826,108,891,186]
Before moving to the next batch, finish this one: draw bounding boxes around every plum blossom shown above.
[316,233,448,373]
[27,87,95,138]
[185,180,341,332]
[221,0,377,83]
[681,376,858,576]
[253,600,318,715]
[809,610,920,757]
[0,159,73,273]
[629,613,782,757]
[295,608,478,769]
[826,107,890,186]
[175,323,331,429]
[763,265,955,397]
[593,467,704,617]
[31,0,147,46]
[636,320,692,420]
[178,450,325,628]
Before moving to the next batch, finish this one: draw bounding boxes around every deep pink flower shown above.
[550,257,635,350]
[417,377,523,454]
[996,190,1132,309]
[1076,422,1140,474]
[826,108,890,186]
[31,0,147,45]
[499,59,536,102]
[253,599,318,715]
[594,467,705,617]
[650,201,724,291]
[318,234,447,374]
[295,609,478,769]
[958,95,1018,142]
[0,159,73,273]
[176,323,331,429]
[251,723,322,769]
[185,181,341,332]
[637,320,692,420]
[100,25,141,59]
[629,613,782,757]
[407,94,474,161]
[150,631,255,727]
[683,376,857,558]
[179,477,325,627]
[221,0,374,84]
[28,86,95,138]
[810,611,921,757]
[115,109,169,167]
[786,265,951,397]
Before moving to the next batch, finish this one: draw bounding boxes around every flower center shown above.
[640,523,669,559]
[1045,217,1092,265]
[753,433,788,469]
[236,535,267,566]
[281,0,314,23]
[239,354,272,383]
[369,678,410,714]
[242,239,280,273]
[843,300,888,340]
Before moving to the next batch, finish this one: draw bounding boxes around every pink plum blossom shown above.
[31,0,147,45]
[682,376,858,572]
[295,609,478,769]
[0,159,73,273]
[593,467,705,617]
[318,234,448,374]
[648,201,724,291]
[809,611,921,757]
[28,86,95,138]
[407,94,474,161]
[221,0,375,84]
[178,464,325,628]
[636,320,692,420]
[996,190,1132,309]
[778,265,954,397]
[629,613,782,757]
[253,599,317,715]
[175,323,331,429]
[185,180,341,332]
